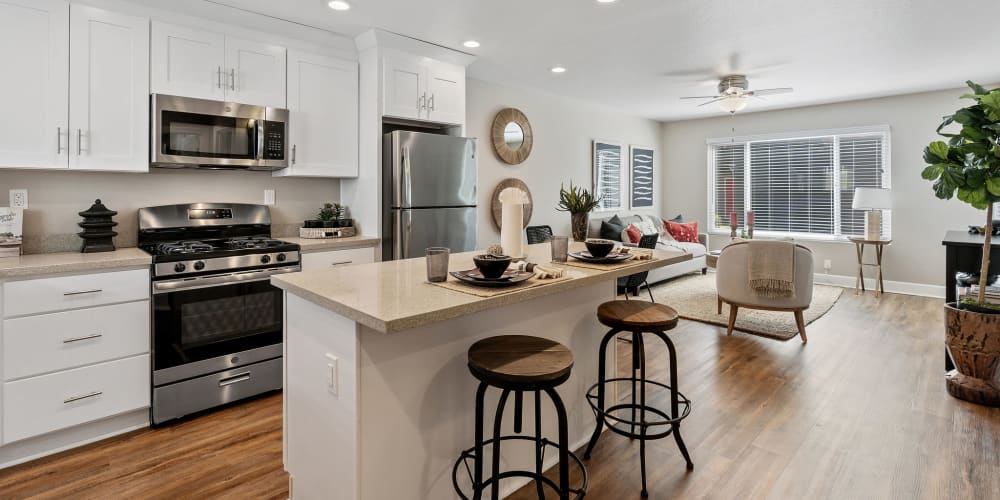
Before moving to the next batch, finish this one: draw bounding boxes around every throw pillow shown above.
[665,220,699,243]
[600,220,624,240]
[666,214,684,224]
[636,219,657,236]
[641,214,665,235]
[624,224,643,244]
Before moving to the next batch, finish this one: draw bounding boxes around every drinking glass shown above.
[550,236,569,263]
[425,247,450,282]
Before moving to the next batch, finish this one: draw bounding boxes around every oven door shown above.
[151,94,264,168]
[152,278,283,386]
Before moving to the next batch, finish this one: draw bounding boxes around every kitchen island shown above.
[271,243,690,499]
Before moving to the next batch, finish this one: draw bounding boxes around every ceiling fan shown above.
[680,74,793,114]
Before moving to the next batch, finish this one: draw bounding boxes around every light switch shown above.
[264,189,275,205]
[326,353,339,397]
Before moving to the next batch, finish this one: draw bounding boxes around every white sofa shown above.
[587,214,708,286]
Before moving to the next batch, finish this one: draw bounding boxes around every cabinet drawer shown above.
[3,268,149,317]
[3,355,150,444]
[301,247,374,270]
[3,301,149,381]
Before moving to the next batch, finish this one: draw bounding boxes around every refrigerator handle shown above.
[401,210,412,259]
[402,146,413,208]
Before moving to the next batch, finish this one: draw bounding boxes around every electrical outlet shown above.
[9,189,27,209]
[823,259,832,271]
[326,353,339,398]
[263,189,275,205]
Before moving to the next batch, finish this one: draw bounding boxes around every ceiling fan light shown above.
[718,96,748,114]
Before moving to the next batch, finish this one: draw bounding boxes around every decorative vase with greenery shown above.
[922,80,1000,406]
[556,181,602,241]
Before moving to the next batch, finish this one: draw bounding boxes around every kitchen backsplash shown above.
[0,168,341,254]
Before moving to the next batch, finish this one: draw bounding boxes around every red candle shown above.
[747,210,754,225]
[730,212,737,228]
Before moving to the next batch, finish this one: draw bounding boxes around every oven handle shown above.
[153,266,300,294]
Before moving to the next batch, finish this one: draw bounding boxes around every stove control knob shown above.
[260,255,271,264]
[194,261,205,271]
[174,263,186,273]
[276,253,287,262]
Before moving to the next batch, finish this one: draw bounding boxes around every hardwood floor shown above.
[1,292,998,499]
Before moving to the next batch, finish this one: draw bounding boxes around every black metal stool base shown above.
[452,435,588,500]
[585,377,691,441]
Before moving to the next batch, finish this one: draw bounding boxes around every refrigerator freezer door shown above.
[393,207,477,260]
[389,131,477,208]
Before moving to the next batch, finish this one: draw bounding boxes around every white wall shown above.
[0,169,340,253]
[467,78,663,247]
[661,87,984,290]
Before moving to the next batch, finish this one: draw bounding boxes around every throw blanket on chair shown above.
[746,240,796,298]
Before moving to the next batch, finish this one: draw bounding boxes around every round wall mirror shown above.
[491,108,533,165]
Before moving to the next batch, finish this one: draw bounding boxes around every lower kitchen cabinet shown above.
[301,247,375,270]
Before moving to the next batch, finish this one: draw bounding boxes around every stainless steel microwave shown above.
[151,94,289,170]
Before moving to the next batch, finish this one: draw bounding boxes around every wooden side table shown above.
[848,237,891,297]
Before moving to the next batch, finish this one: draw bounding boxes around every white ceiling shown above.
[199,0,1000,120]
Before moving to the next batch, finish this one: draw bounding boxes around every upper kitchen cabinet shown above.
[381,51,465,125]
[276,51,358,178]
[68,5,149,172]
[0,0,69,170]
[151,22,286,108]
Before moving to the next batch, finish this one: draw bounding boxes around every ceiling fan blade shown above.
[746,87,793,96]
[659,67,716,79]
[679,95,722,100]
[697,98,726,107]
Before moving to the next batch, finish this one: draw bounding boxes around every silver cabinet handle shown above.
[63,333,102,344]
[292,144,296,164]
[418,92,426,111]
[428,93,435,111]
[217,66,222,89]
[64,391,102,404]
[76,129,82,155]
[219,372,251,387]
[230,68,236,91]
[63,289,102,296]
[330,261,353,266]
[57,127,64,153]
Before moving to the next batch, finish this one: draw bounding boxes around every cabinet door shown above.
[150,21,225,101]
[277,51,358,178]
[382,52,425,120]
[225,36,286,108]
[0,0,69,169]
[68,5,149,172]
[301,247,375,271]
[425,61,465,126]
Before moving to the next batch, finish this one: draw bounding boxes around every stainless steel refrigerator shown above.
[382,131,477,260]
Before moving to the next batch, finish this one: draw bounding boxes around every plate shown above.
[450,269,534,288]
[569,251,635,264]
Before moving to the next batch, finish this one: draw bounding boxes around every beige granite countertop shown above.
[272,242,691,334]
[0,248,152,279]
[281,235,380,253]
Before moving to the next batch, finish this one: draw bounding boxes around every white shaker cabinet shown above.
[68,5,149,172]
[276,51,358,178]
[151,22,286,108]
[0,0,69,170]
[300,247,375,271]
[381,51,465,126]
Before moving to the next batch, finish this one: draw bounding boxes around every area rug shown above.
[649,273,843,341]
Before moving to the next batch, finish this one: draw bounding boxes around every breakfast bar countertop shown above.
[271,242,690,334]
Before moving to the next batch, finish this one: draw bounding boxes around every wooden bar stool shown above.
[584,301,693,498]
[452,335,588,500]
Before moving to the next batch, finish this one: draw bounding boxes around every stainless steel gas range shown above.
[138,203,299,425]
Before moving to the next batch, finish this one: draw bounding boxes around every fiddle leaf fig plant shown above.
[922,81,1000,309]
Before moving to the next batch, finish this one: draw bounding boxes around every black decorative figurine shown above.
[78,199,118,253]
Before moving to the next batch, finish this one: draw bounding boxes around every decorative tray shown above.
[450,269,535,288]
[568,251,635,264]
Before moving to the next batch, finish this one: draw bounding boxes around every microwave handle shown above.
[255,120,265,162]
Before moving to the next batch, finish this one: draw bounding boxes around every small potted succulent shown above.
[304,203,352,228]
[921,81,1000,406]
[556,181,602,241]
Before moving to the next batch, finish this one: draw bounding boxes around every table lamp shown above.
[852,187,892,240]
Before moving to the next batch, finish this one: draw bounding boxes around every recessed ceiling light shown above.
[550,66,567,74]
[463,40,480,48]
[327,0,350,11]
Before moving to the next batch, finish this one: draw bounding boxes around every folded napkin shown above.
[627,248,654,260]
[746,240,795,298]
[533,264,565,279]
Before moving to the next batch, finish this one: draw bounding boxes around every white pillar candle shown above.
[498,187,529,258]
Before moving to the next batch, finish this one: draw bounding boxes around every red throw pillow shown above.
[665,220,699,243]
[625,224,642,244]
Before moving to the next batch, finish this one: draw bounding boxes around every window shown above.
[708,126,890,240]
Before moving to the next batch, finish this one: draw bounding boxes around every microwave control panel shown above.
[262,121,285,160]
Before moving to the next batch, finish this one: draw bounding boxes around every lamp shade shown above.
[852,187,892,210]
[718,96,748,114]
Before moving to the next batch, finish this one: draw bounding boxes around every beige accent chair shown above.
[715,241,815,343]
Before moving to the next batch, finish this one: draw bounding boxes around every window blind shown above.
[708,128,889,240]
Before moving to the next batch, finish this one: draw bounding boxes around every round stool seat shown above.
[597,300,679,331]
[468,335,573,388]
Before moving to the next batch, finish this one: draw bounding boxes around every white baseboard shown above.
[813,273,945,299]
